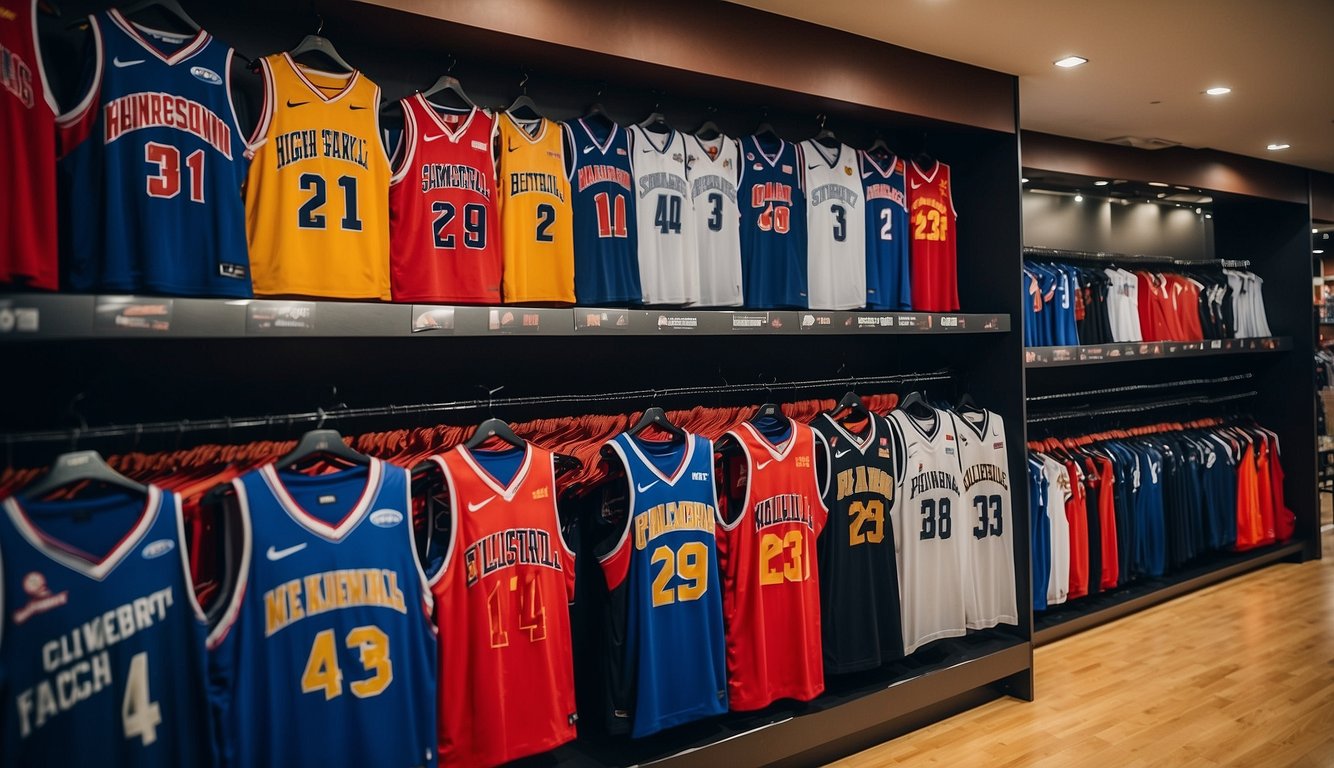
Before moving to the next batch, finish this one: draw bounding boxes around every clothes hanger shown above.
[955,392,986,417]
[464,417,526,451]
[506,72,542,120]
[812,114,839,149]
[117,0,199,32]
[898,390,936,420]
[21,449,148,499]
[694,107,722,140]
[827,390,870,422]
[626,406,686,442]
[288,13,354,73]
[867,133,893,159]
[420,57,475,110]
[582,83,613,129]
[275,424,370,471]
[638,93,671,135]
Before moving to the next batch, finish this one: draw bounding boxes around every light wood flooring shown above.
[831,527,1334,767]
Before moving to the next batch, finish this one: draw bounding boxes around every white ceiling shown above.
[729,0,1334,174]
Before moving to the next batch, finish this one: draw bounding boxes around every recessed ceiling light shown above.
[1148,182,1169,187]
[1054,55,1088,68]
[1094,180,1110,186]
[1175,185,1191,191]
[1074,194,1084,202]
[1195,208,1203,214]
[1205,214,1212,219]
[1156,193,1167,198]
[1205,87,1231,96]
[1267,143,1290,151]
[1317,250,1326,254]
[1021,177,1029,183]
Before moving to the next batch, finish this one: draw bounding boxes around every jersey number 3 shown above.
[301,625,392,700]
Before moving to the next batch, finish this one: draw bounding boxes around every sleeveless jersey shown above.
[889,407,968,654]
[738,136,807,308]
[630,126,699,305]
[801,140,865,310]
[811,413,905,673]
[388,96,502,304]
[432,443,577,766]
[1,0,58,290]
[566,118,640,304]
[685,135,742,307]
[497,113,575,303]
[246,53,391,299]
[860,151,910,310]
[719,420,827,710]
[953,409,1017,630]
[0,486,212,767]
[906,159,959,311]
[209,459,437,767]
[600,432,727,737]
[59,10,250,297]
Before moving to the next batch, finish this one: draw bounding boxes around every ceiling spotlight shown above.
[1148,182,1169,187]
[1094,180,1110,186]
[1021,177,1029,183]
[1205,87,1231,96]
[1205,214,1212,219]
[1054,55,1088,68]
[1195,208,1203,214]
[1317,250,1326,255]
[1156,193,1167,198]
[1074,194,1084,202]
[1267,143,1290,151]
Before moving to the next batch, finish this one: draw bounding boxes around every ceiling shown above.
[728,0,1334,174]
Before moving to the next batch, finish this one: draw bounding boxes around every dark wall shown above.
[1022,192,1213,259]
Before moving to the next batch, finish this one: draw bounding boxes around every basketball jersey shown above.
[209,459,437,767]
[59,10,250,297]
[860,151,910,310]
[801,140,865,310]
[811,413,904,673]
[953,409,1017,630]
[600,432,727,737]
[719,420,827,710]
[497,113,575,303]
[738,135,807,308]
[630,125,699,305]
[1,0,58,290]
[246,53,391,299]
[906,159,959,312]
[566,118,640,304]
[0,486,212,767]
[432,443,577,766]
[888,407,968,654]
[684,134,743,307]
[1040,455,1071,605]
[388,96,502,303]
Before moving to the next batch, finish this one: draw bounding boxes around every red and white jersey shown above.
[430,442,576,767]
[389,96,502,303]
[906,159,959,312]
[718,420,828,711]
[1,0,58,290]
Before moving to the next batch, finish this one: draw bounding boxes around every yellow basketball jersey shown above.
[245,54,391,299]
[497,114,575,303]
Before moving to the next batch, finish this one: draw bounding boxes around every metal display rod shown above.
[1023,246,1251,269]
[1027,390,1258,424]
[1026,373,1254,403]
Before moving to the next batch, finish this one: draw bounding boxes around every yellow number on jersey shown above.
[650,541,710,607]
[759,530,807,585]
[487,575,548,648]
[848,499,886,546]
[301,625,391,700]
[913,210,947,242]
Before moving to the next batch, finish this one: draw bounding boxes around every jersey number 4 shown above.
[487,575,547,648]
[301,625,392,700]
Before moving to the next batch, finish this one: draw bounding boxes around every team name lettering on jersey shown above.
[961,463,1009,490]
[0,43,35,107]
[15,586,175,738]
[909,470,960,498]
[420,163,492,197]
[911,194,948,218]
[809,183,858,206]
[103,92,233,158]
[752,494,815,530]
[835,466,894,500]
[750,181,792,208]
[633,501,716,550]
[272,128,369,170]
[463,528,563,586]
[263,568,407,636]
[865,183,905,207]
[637,171,688,197]
[509,171,566,201]
[576,164,631,193]
[691,174,736,203]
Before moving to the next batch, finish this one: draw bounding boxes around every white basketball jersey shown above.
[954,409,1017,630]
[1041,455,1071,606]
[685,135,743,307]
[889,407,968,654]
[802,140,866,310]
[630,126,699,304]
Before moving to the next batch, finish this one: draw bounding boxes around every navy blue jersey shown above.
[209,459,436,767]
[1027,456,1050,611]
[566,118,641,304]
[599,433,727,737]
[0,486,212,767]
[59,10,250,297]
[859,152,910,310]
[738,135,807,308]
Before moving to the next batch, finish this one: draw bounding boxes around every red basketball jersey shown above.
[906,159,959,312]
[389,96,503,303]
[431,442,577,767]
[1,0,58,290]
[719,420,828,711]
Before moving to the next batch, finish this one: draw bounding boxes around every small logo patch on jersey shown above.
[349,104,368,111]
[672,153,683,162]
[844,166,854,175]
[781,164,792,173]
[471,140,488,150]
[370,509,404,527]
[467,496,496,512]
[945,447,956,455]
[879,448,891,458]
[756,459,774,470]
[616,147,627,155]
[141,538,176,559]
[835,448,853,458]
[219,262,247,279]
[692,471,709,482]
[286,99,310,108]
[266,543,308,561]
[190,66,223,85]
[753,163,763,170]
[424,134,446,142]
[532,486,550,500]
[0,8,17,22]
[12,572,69,625]
[994,442,1004,450]
[636,480,659,493]
[745,152,754,161]
[112,57,145,68]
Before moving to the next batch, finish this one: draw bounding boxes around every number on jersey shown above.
[650,541,709,606]
[918,497,952,540]
[879,209,894,240]
[972,494,1004,538]
[431,201,487,249]
[593,191,629,238]
[298,174,363,231]
[757,203,791,234]
[653,194,683,234]
[144,142,205,203]
[913,209,947,242]
[486,574,547,648]
[848,499,885,546]
[706,192,724,232]
[121,652,162,746]
[759,529,808,584]
[831,203,847,242]
[301,625,393,700]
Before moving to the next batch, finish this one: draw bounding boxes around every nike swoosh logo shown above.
[349,105,368,111]
[807,164,823,170]
[910,181,923,189]
[266,543,308,561]
[636,480,659,493]
[286,100,310,108]
[835,449,852,458]
[113,57,145,68]
[507,141,518,153]
[467,496,497,512]
[756,460,773,470]
[423,134,446,143]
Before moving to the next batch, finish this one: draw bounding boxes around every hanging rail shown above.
[1027,390,1257,424]
[1027,373,1254,403]
[1023,246,1250,270]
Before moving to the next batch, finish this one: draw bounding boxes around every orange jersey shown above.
[496,114,574,303]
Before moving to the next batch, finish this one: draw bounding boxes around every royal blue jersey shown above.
[738,135,807,308]
[0,486,213,767]
[209,459,436,767]
[566,118,641,304]
[599,432,727,737]
[859,152,910,310]
[59,10,250,297]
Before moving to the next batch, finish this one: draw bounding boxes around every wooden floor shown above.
[831,527,1334,768]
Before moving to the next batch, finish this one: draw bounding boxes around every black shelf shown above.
[1024,337,1290,367]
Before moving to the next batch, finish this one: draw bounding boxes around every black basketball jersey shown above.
[813,412,905,673]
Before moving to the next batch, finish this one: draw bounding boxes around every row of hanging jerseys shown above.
[1026,419,1294,609]
[0,400,1016,767]
[2,4,960,311]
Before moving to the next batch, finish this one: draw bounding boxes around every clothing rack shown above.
[1026,374,1254,403]
[0,370,953,446]
[1023,246,1251,270]
[1027,390,1257,424]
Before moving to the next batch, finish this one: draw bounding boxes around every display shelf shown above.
[1023,337,1291,367]
[0,294,1009,341]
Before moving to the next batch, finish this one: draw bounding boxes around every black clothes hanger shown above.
[22,450,147,499]
[898,390,937,420]
[276,427,370,470]
[583,101,613,128]
[118,0,199,32]
[867,134,893,158]
[753,121,779,140]
[828,391,870,422]
[956,392,985,416]
[912,150,936,169]
[421,69,475,111]
[506,73,541,120]
[626,406,687,442]
[695,107,722,140]
[812,114,839,148]
[464,417,526,451]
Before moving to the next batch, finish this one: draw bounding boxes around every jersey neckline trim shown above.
[738,419,796,461]
[578,118,620,154]
[691,134,729,166]
[956,409,991,441]
[751,135,787,168]
[456,442,534,502]
[896,408,941,444]
[504,112,549,144]
[281,52,361,105]
[261,458,382,541]
[636,125,677,155]
[624,432,696,486]
[860,149,900,179]
[108,9,210,66]
[806,139,844,170]
[417,95,478,143]
[910,158,943,184]
[3,485,163,581]
[820,413,877,454]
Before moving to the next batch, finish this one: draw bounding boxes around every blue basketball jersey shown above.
[600,432,727,737]
[210,459,436,767]
[566,118,641,304]
[0,486,212,767]
[59,10,250,297]
[738,135,808,308]
[859,151,910,310]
